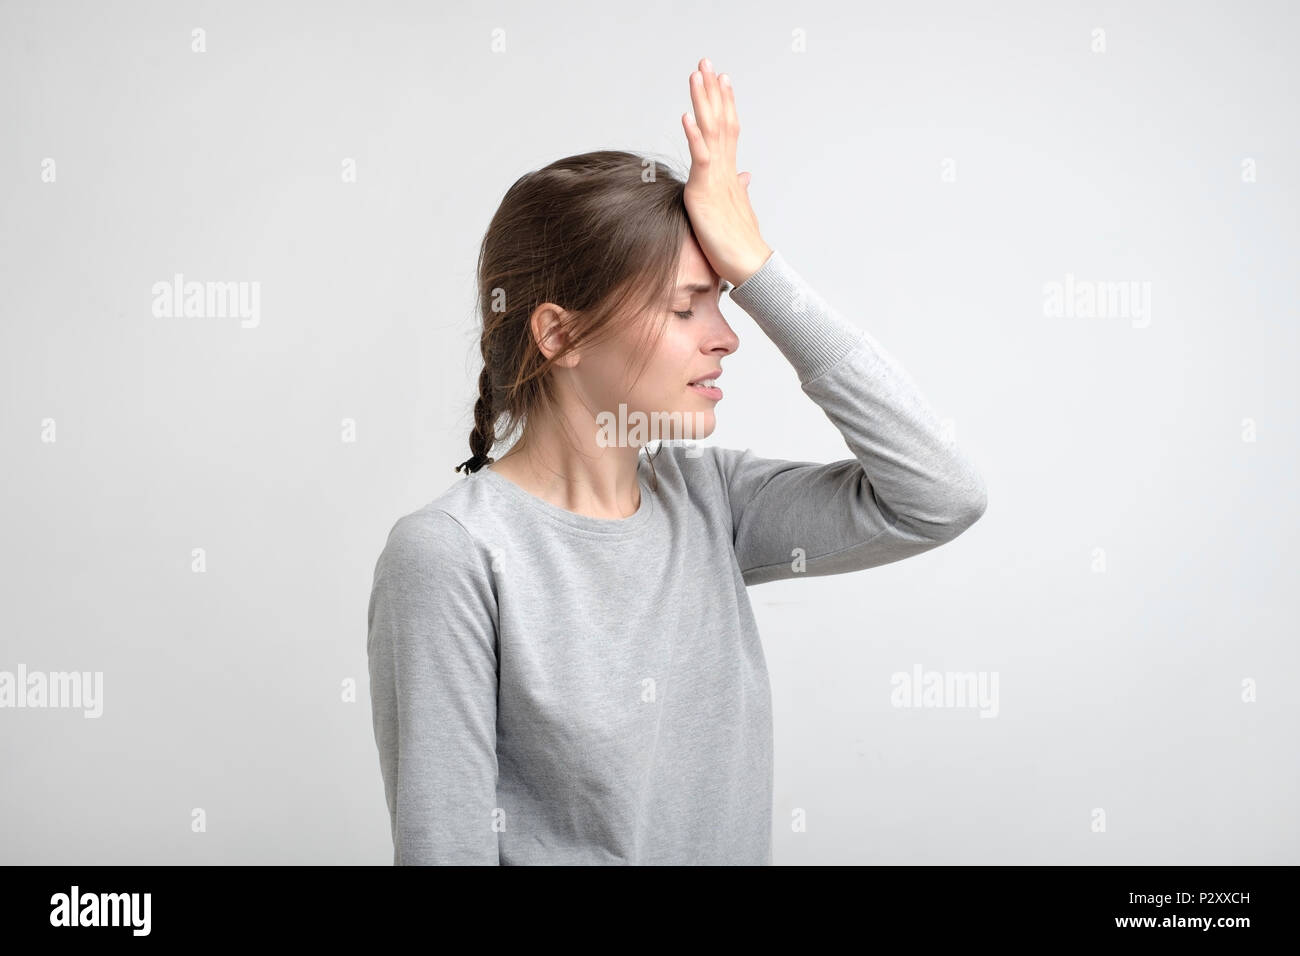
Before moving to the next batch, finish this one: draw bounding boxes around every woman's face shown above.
[578,235,740,446]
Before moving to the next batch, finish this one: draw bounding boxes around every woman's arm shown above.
[367,508,501,865]
[678,59,985,586]
[696,249,987,587]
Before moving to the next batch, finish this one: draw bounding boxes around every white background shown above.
[1,0,1296,863]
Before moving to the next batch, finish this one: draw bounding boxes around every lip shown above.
[687,368,724,401]
[688,381,723,400]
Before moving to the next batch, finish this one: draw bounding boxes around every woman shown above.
[367,57,987,865]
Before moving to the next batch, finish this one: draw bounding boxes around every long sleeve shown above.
[711,249,987,587]
[366,508,501,864]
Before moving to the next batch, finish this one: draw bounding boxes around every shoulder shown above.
[367,504,499,655]
[377,471,501,561]
[644,440,743,506]
[375,504,488,583]
[651,440,749,478]
[648,439,729,468]
[384,505,472,552]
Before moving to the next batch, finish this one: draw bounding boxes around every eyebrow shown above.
[677,280,732,294]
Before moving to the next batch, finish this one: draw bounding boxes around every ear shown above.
[530,303,576,364]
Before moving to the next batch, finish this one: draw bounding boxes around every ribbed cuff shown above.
[727,250,868,384]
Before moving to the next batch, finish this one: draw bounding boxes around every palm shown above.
[681,57,770,287]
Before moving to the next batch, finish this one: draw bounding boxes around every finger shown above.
[738,171,751,188]
[689,69,714,139]
[699,57,722,124]
[720,73,740,135]
[715,73,739,164]
[682,112,710,165]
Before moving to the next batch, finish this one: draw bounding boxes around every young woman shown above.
[367,57,987,865]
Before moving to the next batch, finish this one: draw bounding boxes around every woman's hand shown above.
[681,57,773,288]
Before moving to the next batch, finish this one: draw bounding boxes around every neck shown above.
[491,413,644,520]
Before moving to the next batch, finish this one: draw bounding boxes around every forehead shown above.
[677,276,719,293]
[674,262,725,294]
[675,236,717,289]
[671,236,731,296]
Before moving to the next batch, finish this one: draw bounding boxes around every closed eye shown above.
[674,283,729,320]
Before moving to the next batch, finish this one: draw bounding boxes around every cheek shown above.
[623,369,672,409]
[617,328,695,408]
[589,336,654,406]
[654,338,697,392]
[653,355,694,404]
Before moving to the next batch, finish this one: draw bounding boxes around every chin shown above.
[680,408,716,441]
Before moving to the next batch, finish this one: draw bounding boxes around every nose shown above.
[705,311,740,357]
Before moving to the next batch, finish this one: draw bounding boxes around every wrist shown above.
[731,243,773,287]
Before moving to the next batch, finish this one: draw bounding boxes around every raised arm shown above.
[679,57,986,587]
[704,250,987,587]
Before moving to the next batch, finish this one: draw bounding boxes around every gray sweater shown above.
[366,249,987,865]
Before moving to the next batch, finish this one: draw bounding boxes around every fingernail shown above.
[721,73,730,86]
[703,57,712,71]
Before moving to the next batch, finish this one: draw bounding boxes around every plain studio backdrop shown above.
[1,0,1296,865]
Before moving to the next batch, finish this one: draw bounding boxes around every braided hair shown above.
[454,367,497,475]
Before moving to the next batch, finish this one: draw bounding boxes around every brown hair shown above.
[453,149,695,491]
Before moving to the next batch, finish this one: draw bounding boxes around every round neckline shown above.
[472,457,655,536]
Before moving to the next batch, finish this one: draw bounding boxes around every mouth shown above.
[687,373,723,400]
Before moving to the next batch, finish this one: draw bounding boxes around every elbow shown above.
[912,465,986,540]
[945,472,987,535]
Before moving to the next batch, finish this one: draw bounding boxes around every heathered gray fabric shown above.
[367,249,987,865]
